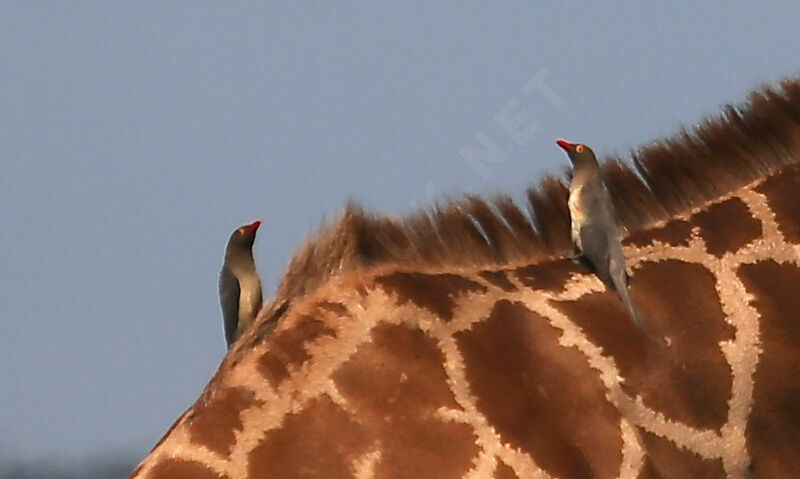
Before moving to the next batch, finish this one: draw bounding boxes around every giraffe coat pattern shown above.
[131,77,800,479]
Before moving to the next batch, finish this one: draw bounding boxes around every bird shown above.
[219,220,263,348]
[556,139,645,329]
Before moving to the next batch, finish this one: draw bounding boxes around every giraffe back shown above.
[131,78,800,479]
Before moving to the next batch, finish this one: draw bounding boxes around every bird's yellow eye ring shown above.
[575,144,585,153]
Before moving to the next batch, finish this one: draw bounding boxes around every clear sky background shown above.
[1,2,798,468]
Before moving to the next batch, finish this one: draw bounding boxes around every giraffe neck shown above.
[131,78,800,479]
[133,162,800,479]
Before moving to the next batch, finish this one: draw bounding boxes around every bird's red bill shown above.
[556,139,573,151]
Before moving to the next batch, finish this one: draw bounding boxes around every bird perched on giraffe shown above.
[556,139,645,329]
[219,220,263,347]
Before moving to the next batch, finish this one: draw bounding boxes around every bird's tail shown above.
[615,279,646,330]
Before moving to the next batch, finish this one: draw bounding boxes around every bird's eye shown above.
[237,228,245,235]
[575,145,585,153]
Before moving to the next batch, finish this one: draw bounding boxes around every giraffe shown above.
[130,77,800,479]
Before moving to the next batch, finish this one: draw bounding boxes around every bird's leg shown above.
[565,247,584,265]
[566,249,604,282]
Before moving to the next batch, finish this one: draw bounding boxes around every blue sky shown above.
[1,2,798,463]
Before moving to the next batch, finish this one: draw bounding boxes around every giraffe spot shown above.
[513,259,584,292]
[257,315,335,387]
[375,272,486,321]
[756,164,800,243]
[637,429,725,479]
[148,458,229,479]
[186,386,262,457]
[334,323,477,479]
[479,270,517,292]
[248,396,371,479]
[249,299,291,346]
[559,260,734,431]
[456,300,623,479]
[494,462,521,479]
[335,323,461,412]
[625,219,692,248]
[738,260,800,477]
[690,197,762,257]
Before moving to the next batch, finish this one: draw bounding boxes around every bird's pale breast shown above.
[568,185,586,249]
[237,273,261,322]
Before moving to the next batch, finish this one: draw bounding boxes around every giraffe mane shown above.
[263,76,800,329]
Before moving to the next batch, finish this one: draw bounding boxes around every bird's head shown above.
[227,220,261,250]
[556,139,599,169]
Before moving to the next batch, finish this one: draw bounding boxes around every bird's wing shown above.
[593,179,622,227]
[578,222,613,287]
[219,265,240,347]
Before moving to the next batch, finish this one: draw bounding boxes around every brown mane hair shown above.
[262,76,800,326]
